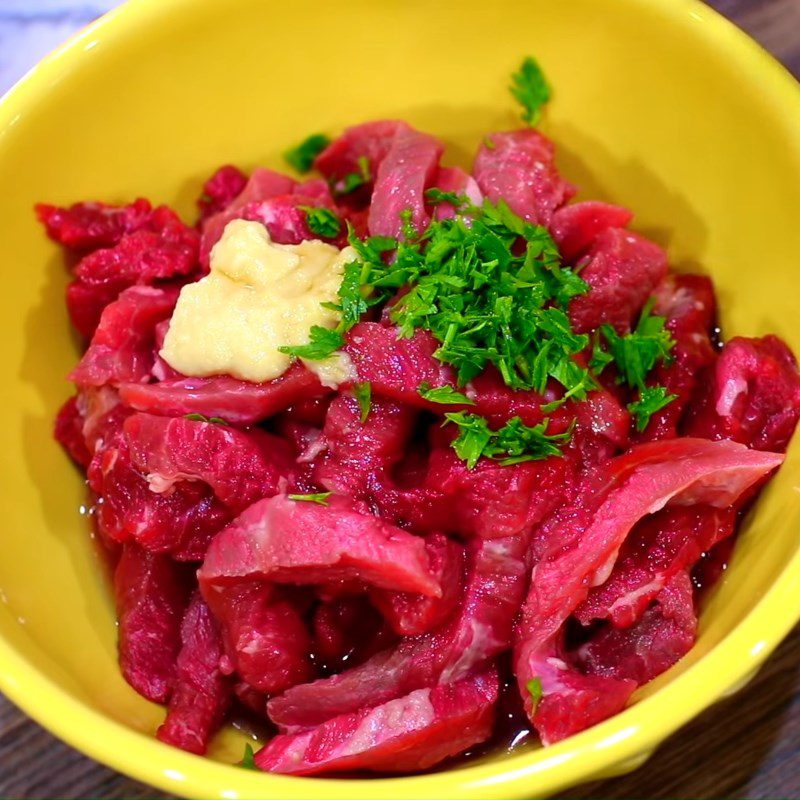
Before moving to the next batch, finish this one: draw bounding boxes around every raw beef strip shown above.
[157,592,231,755]
[574,505,735,628]
[197,165,248,222]
[123,413,291,513]
[114,544,190,704]
[514,438,783,745]
[119,365,330,426]
[684,335,800,452]
[368,129,444,238]
[473,130,574,225]
[429,166,483,220]
[69,286,178,387]
[199,495,440,596]
[35,198,154,251]
[549,201,633,264]
[255,668,498,775]
[312,394,416,498]
[202,582,312,695]
[268,535,527,732]
[636,275,717,442]
[54,396,91,467]
[568,227,668,334]
[370,533,465,636]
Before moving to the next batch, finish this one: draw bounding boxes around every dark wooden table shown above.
[2,1,799,797]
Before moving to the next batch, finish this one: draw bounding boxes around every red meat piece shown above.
[429,166,483,221]
[157,592,231,755]
[370,533,464,636]
[197,165,248,222]
[234,682,268,718]
[578,570,697,685]
[312,394,416,498]
[199,494,440,596]
[368,129,444,238]
[635,275,717,442]
[549,201,633,264]
[67,207,199,337]
[312,595,391,670]
[514,438,783,745]
[69,286,178,387]
[344,323,458,408]
[54,396,91,467]
[114,544,190,704]
[268,535,527,732]
[569,388,632,465]
[315,120,412,204]
[199,167,297,263]
[123,413,291,512]
[568,228,668,334]
[473,130,575,225]
[575,505,735,628]
[35,198,154,251]
[203,582,313,695]
[77,385,125,453]
[119,365,330,426]
[255,668,498,775]
[150,319,182,382]
[683,335,800,453]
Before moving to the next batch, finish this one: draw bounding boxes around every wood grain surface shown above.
[2,1,799,798]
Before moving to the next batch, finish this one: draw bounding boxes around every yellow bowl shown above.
[1,0,799,797]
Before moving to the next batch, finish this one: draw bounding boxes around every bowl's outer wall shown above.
[0,0,799,798]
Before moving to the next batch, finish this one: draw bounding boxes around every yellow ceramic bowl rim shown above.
[1,1,800,798]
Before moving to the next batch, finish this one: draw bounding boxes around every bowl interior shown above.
[0,0,799,797]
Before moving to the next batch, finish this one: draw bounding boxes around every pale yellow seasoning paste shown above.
[160,219,355,387]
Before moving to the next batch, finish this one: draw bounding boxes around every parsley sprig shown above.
[284,133,331,173]
[510,56,551,126]
[300,206,341,239]
[288,492,333,506]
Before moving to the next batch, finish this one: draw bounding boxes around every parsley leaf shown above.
[628,385,677,432]
[278,325,343,361]
[419,382,474,405]
[596,300,675,389]
[185,413,228,425]
[445,412,570,469]
[300,206,341,239]
[353,381,372,423]
[526,677,543,711]
[510,56,551,126]
[425,188,466,207]
[240,743,258,770]
[336,155,372,195]
[288,492,333,506]
[283,133,330,173]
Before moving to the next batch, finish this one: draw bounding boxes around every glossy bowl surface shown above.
[0,0,799,797]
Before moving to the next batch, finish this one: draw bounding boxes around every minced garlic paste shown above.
[160,219,355,386]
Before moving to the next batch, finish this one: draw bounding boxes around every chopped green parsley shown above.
[510,56,551,126]
[283,133,330,173]
[288,492,333,506]
[300,206,341,239]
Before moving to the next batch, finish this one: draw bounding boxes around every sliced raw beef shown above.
[636,275,717,441]
[578,570,697,685]
[473,130,574,225]
[199,495,440,596]
[514,438,783,744]
[429,166,483,220]
[197,164,248,222]
[370,533,465,636]
[575,505,735,628]
[200,168,296,263]
[568,227,668,334]
[255,668,498,775]
[54,396,91,467]
[123,413,291,512]
[69,286,178,387]
[312,394,416,498]
[368,129,444,238]
[684,335,800,452]
[314,120,412,203]
[36,198,154,251]
[114,544,190,704]
[119,365,330,425]
[203,582,312,695]
[268,535,527,732]
[549,201,634,264]
[157,592,231,754]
